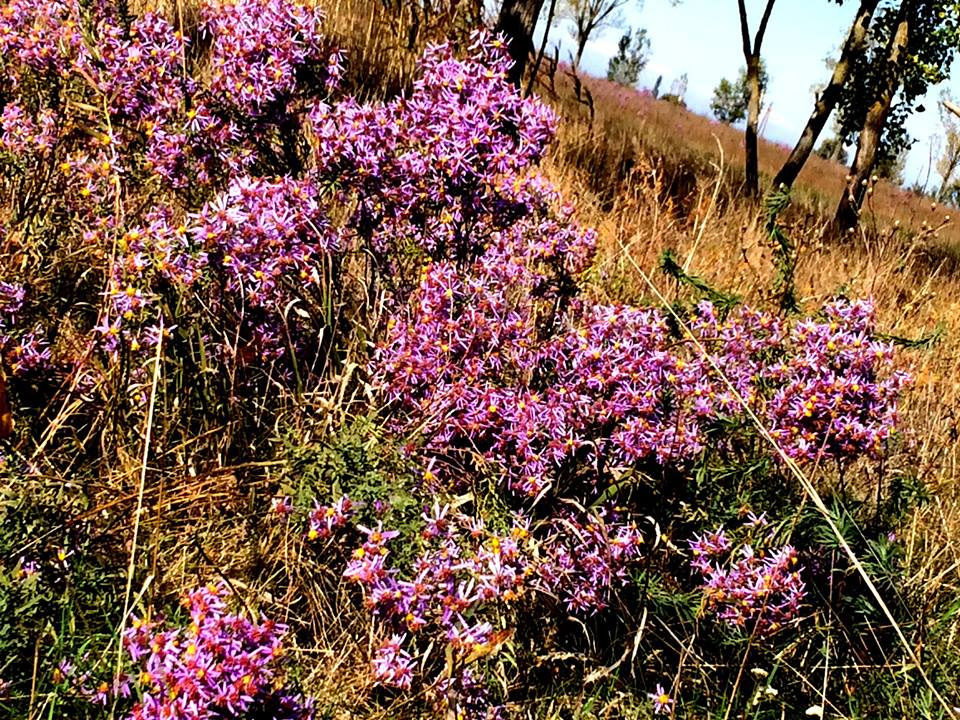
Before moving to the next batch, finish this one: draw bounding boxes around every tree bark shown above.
[835,3,911,230]
[572,15,598,70]
[495,0,547,86]
[744,55,762,198]
[773,0,880,190]
[738,0,776,200]
[945,99,960,120]
[939,100,960,200]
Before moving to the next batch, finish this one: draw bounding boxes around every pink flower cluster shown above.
[92,11,185,121]
[202,0,339,117]
[537,506,646,614]
[306,495,355,541]
[0,0,85,79]
[342,504,532,715]
[0,0,347,379]
[688,300,787,415]
[121,584,311,720]
[378,291,909,501]
[690,517,805,635]
[0,281,51,376]
[766,299,910,461]
[0,282,25,328]
[309,33,576,275]
[191,175,336,359]
[0,102,58,156]
[330,499,649,717]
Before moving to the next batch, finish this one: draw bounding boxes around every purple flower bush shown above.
[690,517,805,635]
[341,503,529,715]
[766,299,910,462]
[378,289,908,504]
[310,35,569,273]
[0,0,344,387]
[121,584,311,720]
[0,0,918,716]
[536,505,646,614]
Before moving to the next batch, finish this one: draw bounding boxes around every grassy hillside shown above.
[1,1,960,719]
[547,69,954,236]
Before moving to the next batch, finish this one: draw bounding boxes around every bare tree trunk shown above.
[573,20,594,71]
[573,39,586,69]
[938,101,960,200]
[525,0,558,97]
[945,99,960,120]
[773,0,880,190]
[738,0,776,200]
[937,147,960,201]
[495,0,546,86]
[835,3,911,230]
[744,54,762,198]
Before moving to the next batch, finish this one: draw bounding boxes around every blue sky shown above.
[537,0,960,190]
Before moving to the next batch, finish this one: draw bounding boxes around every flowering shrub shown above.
[536,505,646,614]
[202,0,338,119]
[766,299,910,462]
[377,291,908,504]
[359,94,907,710]
[310,36,568,272]
[342,503,531,716]
[0,0,344,394]
[0,0,922,717]
[121,584,311,720]
[690,516,806,635]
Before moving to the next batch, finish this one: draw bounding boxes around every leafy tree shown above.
[835,0,960,229]
[606,27,649,86]
[710,63,769,125]
[773,0,881,191]
[560,0,641,69]
[711,78,745,124]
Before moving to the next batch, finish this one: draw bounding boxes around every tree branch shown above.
[753,0,777,54]
[525,0,559,98]
[737,0,752,61]
[595,0,620,24]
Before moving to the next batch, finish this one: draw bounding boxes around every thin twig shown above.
[112,318,164,719]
